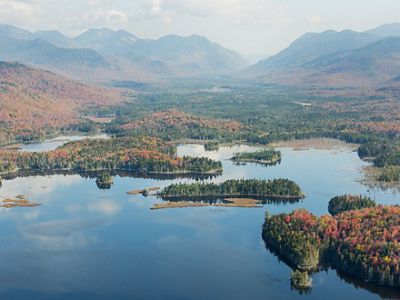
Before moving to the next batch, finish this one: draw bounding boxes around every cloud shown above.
[0,0,42,25]
[88,200,121,215]
[307,14,322,24]
[82,9,128,27]
[139,0,292,25]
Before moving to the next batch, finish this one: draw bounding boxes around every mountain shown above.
[247,30,380,73]
[33,30,77,48]
[302,37,400,85]
[366,23,400,37]
[74,28,139,56]
[0,23,33,40]
[0,61,122,133]
[0,24,248,80]
[0,35,111,76]
[125,34,248,74]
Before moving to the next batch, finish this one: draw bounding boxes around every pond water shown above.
[18,134,109,152]
[0,141,399,299]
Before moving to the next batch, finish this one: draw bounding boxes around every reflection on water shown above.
[0,142,399,299]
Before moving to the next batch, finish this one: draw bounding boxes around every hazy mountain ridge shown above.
[0,24,248,81]
[243,23,400,89]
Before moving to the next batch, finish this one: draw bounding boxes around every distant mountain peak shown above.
[366,23,400,37]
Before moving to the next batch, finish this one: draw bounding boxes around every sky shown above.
[0,0,399,57]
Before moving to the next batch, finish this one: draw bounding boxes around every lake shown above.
[0,140,399,299]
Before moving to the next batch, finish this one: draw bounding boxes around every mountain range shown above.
[244,23,400,89]
[0,24,249,82]
[1,22,400,89]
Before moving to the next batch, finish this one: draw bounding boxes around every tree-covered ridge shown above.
[231,149,281,165]
[0,137,222,176]
[263,206,400,288]
[0,61,122,145]
[328,195,376,215]
[116,110,244,141]
[159,178,304,199]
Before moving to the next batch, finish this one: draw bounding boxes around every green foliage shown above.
[160,178,304,199]
[290,270,312,295]
[379,166,400,182]
[328,195,376,215]
[231,149,281,165]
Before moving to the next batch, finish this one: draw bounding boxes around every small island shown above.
[96,173,113,189]
[204,142,220,151]
[1,198,41,208]
[159,178,304,201]
[231,149,281,166]
[290,270,312,294]
[328,194,376,215]
[263,205,400,288]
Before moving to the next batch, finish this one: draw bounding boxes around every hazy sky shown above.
[1,0,399,56]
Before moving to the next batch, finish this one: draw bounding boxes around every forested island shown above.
[0,137,223,177]
[263,205,400,288]
[328,195,376,215]
[96,173,113,189]
[231,149,281,166]
[159,178,304,200]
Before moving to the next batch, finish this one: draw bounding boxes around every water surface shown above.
[0,142,399,299]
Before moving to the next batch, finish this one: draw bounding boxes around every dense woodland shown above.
[328,195,376,215]
[263,205,400,288]
[159,178,304,199]
[0,137,222,176]
[231,149,281,165]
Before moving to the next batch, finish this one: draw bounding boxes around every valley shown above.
[1,18,400,299]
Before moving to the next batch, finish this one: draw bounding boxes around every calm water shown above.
[19,134,109,152]
[1,141,399,299]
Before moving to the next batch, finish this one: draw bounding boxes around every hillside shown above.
[299,37,400,87]
[366,23,400,37]
[120,110,243,140]
[124,35,248,74]
[0,62,122,140]
[247,30,379,73]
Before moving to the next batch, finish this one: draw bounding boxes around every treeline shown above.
[0,137,222,176]
[263,205,400,288]
[231,149,281,165]
[159,178,304,199]
[379,166,400,182]
[328,195,376,215]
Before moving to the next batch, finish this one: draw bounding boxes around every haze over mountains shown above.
[245,23,400,89]
[0,23,249,82]
[1,22,400,90]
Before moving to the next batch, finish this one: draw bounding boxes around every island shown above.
[0,198,41,208]
[96,173,113,189]
[204,142,220,151]
[231,149,281,166]
[262,205,400,288]
[158,178,304,201]
[328,194,376,215]
[0,136,223,177]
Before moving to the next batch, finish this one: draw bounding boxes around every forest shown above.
[0,136,223,176]
[328,195,376,215]
[159,178,304,200]
[263,205,400,288]
[231,149,281,165]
